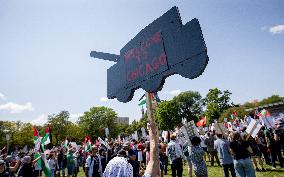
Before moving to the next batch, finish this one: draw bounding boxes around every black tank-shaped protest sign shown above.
[90,6,209,103]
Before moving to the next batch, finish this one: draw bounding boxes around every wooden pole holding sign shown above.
[145,92,159,177]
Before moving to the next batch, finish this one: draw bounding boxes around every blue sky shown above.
[0,0,283,125]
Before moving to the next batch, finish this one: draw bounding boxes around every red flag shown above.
[45,126,50,134]
[33,127,39,137]
[196,116,206,127]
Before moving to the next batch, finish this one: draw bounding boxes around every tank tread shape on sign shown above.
[90,6,209,103]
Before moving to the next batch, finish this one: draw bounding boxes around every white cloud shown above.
[269,24,284,34]
[0,102,34,113]
[0,93,7,101]
[100,97,109,102]
[31,114,47,125]
[164,89,181,96]
[70,113,83,123]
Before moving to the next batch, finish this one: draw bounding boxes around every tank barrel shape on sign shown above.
[90,51,119,62]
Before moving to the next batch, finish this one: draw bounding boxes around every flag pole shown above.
[145,92,159,177]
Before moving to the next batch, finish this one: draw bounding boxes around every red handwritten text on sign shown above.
[124,32,168,83]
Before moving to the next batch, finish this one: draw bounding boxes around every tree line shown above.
[0,88,282,149]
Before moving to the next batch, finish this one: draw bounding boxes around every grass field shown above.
[71,161,284,177]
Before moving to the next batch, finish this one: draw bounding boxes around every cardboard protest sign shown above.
[131,131,138,140]
[141,127,147,138]
[227,122,234,131]
[105,128,109,137]
[245,119,261,139]
[90,6,209,103]
[182,120,199,138]
[261,117,274,129]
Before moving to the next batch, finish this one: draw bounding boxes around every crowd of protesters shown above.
[0,115,283,177]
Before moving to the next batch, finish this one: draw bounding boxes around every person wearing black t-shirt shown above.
[229,132,256,177]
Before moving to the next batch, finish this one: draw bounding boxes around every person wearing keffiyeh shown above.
[188,136,208,177]
[103,150,133,177]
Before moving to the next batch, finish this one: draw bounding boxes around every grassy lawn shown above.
[71,161,284,177]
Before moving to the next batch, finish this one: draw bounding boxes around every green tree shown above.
[154,100,180,130]
[0,121,33,149]
[78,106,118,139]
[172,91,203,123]
[204,88,233,123]
[154,91,203,130]
[48,110,71,145]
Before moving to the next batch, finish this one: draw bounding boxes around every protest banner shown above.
[261,116,274,129]
[105,128,109,137]
[182,120,200,138]
[141,127,147,138]
[245,119,261,140]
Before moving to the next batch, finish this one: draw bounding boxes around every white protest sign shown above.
[261,117,274,129]
[162,131,168,141]
[141,127,147,138]
[105,128,109,137]
[245,119,261,139]
[182,120,199,138]
[251,123,262,138]
[227,122,234,131]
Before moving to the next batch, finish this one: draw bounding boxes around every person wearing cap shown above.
[166,133,183,177]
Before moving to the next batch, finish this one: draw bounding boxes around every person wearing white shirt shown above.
[166,134,183,177]
[48,154,56,177]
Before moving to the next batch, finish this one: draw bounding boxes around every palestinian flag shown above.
[138,92,160,106]
[64,139,69,149]
[33,127,41,151]
[33,127,40,144]
[34,152,52,177]
[138,94,146,106]
[259,109,271,118]
[231,111,237,119]
[41,125,51,146]
[84,136,93,152]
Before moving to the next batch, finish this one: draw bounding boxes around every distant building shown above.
[117,117,129,125]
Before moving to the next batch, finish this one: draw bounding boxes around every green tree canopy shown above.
[204,88,233,123]
[154,100,180,130]
[78,106,118,139]
[154,91,203,130]
[48,110,72,145]
[172,91,203,123]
